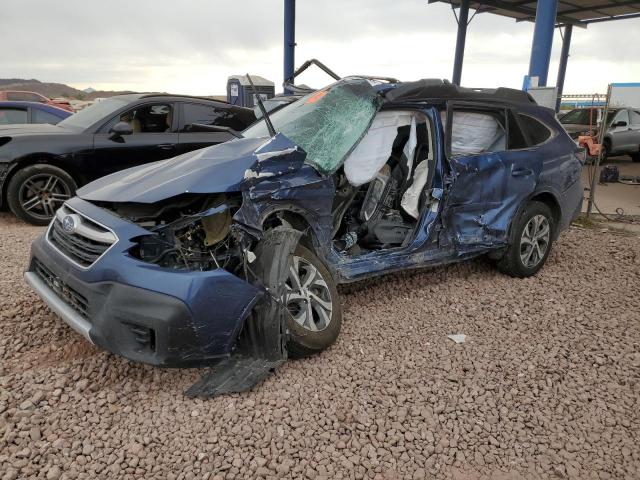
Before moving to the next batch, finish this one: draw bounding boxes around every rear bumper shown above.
[26,197,264,367]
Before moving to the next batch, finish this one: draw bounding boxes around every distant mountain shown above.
[0,78,135,100]
[83,87,96,94]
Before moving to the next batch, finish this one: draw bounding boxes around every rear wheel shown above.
[631,150,640,163]
[497,201,555,278]
[284,244,342,358]
[600,141,610,161]
[7,164,76,225]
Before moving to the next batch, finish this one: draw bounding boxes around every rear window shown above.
[517,113,553,146]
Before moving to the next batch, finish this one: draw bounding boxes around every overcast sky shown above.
[2,0,639,96]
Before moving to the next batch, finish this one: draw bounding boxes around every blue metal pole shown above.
[284,0,296,95]
[452,0,470,86]
[555,24,573,112]
[527,0,558,87]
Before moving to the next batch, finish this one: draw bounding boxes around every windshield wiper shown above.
[246,73,277,137]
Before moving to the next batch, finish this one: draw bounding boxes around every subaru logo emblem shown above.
[62,214,79,233]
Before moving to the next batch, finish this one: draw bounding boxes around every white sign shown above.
[528,86,558,110]
[230,84,239,97]
[610,83,640,108]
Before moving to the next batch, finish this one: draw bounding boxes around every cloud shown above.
[0,0,638,95]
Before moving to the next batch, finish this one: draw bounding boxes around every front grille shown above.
[47,205,117,268]
[33,259,89,319]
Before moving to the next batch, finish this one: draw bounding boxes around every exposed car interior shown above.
[120,104,173,133]
[331,110,436,255]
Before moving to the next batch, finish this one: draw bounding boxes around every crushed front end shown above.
[26,195,266,368]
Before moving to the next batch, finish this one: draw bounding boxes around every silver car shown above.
[560,107,640,162]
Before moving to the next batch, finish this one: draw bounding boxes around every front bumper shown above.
[26,197,264,367]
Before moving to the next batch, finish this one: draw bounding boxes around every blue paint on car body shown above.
[27,78,583,368]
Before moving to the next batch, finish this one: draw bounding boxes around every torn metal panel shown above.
[186,227,302,398]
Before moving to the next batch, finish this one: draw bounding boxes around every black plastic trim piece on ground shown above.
[185,227,302,398]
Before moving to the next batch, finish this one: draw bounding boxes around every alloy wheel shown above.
[520,214,550,269]
[285,255,333,332]
[18,174,71,220]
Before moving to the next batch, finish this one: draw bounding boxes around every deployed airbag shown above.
[401,160,429,219]
[447,111,506,155]
[344,111,413,186]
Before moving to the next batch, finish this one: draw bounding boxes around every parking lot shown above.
[1,210,639,480]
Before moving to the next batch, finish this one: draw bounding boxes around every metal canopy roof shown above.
[429,1,640,26]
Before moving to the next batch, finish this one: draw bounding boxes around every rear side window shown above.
[33,109,63,124]
[630,110,640,125]
[517,113,552,146]
[180,103,245,132]
[0,108,28,124]
[7,92,44,102]
[447,109,506,156]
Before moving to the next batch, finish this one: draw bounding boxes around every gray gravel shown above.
[1,211,639,480]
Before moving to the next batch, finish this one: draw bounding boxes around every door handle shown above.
[157,144,175,150]
[512,167,533,177]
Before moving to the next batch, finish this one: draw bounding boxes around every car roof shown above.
[108,93,236,107]
[383,79,536,105]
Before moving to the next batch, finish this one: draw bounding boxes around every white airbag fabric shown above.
[402,116,417,180]
[448,111,506,155]
[344,111,412,186]
[401,160,429,219]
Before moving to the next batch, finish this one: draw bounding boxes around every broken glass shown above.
[244,79,381,174]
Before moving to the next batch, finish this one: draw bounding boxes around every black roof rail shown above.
[138,93,232,104]
[384,80,536,105]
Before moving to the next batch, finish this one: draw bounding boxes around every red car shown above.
[0,91,73,112]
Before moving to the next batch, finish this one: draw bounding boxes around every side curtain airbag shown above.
[448,111,506,155]
[344,111,413,187]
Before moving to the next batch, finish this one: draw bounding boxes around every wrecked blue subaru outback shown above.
[26,78,582,395]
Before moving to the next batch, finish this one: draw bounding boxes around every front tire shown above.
[7,164,76,226]
[283,244,342,358]
[497,201,555,278]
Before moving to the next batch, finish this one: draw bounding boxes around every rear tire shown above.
[7,164,76,226]
[497,201,555,278]
[631,151,640,163]
[283,244,342,358]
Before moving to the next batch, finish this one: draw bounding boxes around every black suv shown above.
[0,94,255,224]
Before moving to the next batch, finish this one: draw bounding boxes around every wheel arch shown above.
[261,209,321,253]
[505,190,562,245]
[1,154,80,206]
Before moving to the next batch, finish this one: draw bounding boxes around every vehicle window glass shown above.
[446,109,506,156]
[180,103,244,132]
[33,109,63,124]
[517,113,552,146]
[243,79,381,174]
[6,92,42,102]
[507,111,528,149]
[0,108,28,124]
[110,103,174,133]
[560,109,592,125]
[630,110,640,125]
[612,110,629,126]
[59,97,130,130]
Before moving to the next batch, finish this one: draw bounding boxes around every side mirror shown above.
[109,121,133,140]
[612,120,628,128]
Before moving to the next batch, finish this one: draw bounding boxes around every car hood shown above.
[0,123,73,136]
[78,133,308,204]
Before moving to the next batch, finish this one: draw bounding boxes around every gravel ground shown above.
[0,212,639,480]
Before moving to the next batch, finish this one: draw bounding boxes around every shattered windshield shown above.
[243,79,381,173]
